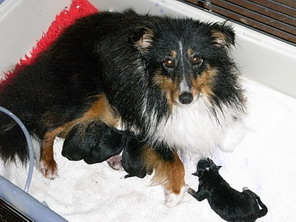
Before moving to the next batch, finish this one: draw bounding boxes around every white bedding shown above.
[1,78,296,222]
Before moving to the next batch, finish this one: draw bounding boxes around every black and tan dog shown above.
[188,159,268,221]
[0,10,245,206]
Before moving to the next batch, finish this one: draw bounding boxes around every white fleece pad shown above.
[1,78,296,222]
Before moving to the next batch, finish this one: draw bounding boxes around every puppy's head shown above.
[121,134,150,178]
[129,19,238,108]
[193,158,221,177]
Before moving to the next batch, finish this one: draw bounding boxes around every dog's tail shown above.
[0,111,29,164]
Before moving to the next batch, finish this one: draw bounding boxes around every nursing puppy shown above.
[188,159,268,221]
[121,133,153,179]
[61,120,124,165]
[0,10,245,206]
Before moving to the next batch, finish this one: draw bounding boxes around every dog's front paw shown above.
[164,185,186,207]
[39,160,58,179]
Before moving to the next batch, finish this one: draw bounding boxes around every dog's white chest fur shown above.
[148,97,237,158]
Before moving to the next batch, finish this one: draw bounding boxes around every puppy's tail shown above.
[0,111,29,164]
[246,189,268,218]
[255,194,268,218]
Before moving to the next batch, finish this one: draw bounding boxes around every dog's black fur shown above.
[188,158,268,222]
[0,9,245,204]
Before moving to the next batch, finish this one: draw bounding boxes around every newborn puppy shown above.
[188,158,268,222]
[62,123,150,176]
[62,121,124,164]
[121,133,152,179]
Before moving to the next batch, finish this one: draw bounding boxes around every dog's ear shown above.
[210,22,235,48]
[207,158,215,166]
[192,170,206,177]
[129,26,154,52]
[207,158,221,171]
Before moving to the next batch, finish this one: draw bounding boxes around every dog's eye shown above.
[163,58,175,68]
[192,55,202,65]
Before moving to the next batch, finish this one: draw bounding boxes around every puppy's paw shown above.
[39,160,58,179]
[164,185,186,207]
[107,154,122,170]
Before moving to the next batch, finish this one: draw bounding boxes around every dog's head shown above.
[193,158,222,177]
[129,18,238,107]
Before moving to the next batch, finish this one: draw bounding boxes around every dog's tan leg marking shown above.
[144,148,186,207]
[40,94,121,179]
[40,128,60,179]
[40,121,77,179]
[82,94,121,128]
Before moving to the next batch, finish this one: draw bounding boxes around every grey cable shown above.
[0,106,34,193]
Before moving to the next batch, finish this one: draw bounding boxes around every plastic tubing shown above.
[0,106,34,193]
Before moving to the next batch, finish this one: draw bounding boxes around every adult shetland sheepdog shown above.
[0,10,245,206]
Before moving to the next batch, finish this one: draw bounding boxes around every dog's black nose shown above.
[179,92,193,104]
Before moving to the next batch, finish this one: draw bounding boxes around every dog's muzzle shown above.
[179,92,193,104]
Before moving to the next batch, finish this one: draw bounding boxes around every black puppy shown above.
[188,158,268,222]
[121,133,152,179]
[62,124,151,178]
[62,120,123,164]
